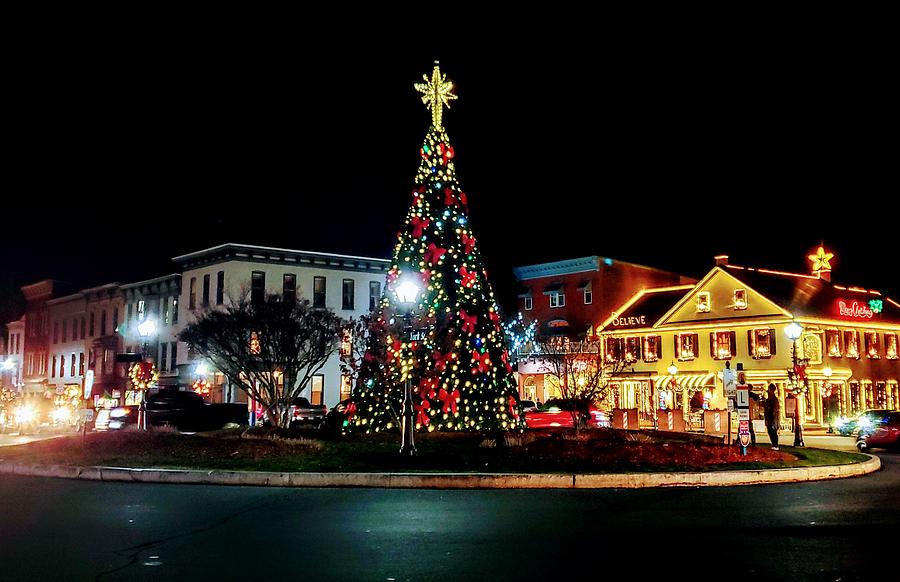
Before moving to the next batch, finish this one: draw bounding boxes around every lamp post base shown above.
[793,419,804,447]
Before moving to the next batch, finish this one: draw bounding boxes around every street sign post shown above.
[735,365,750,455]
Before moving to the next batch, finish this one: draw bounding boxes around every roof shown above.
[600,286,694,331]
[172,243,390,266]
[723,265,900,326]
[513,255,690,282]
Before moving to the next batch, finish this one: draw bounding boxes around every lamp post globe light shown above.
[395,279,421,456]
[785,322,805,447]
[137,318,158,430]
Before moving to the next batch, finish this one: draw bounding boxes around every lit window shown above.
[711,331,735,360]
[249,331,261,355]
[750,328,775,359]
[550,292,565,308]
[340,330,352,357]
[733,289,748,310]
[524,296,532,310]
[826,330,842,357]
[624,337,641,363]
[844,331,860,359]
[643,335,661,362]
[340,375,352,401]
[605,337,623,362]
[676,334,698,361]
[885,333,898,360]
[696,292,711,313]
[865,332,880,359]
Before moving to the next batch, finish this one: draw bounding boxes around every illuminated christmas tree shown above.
[349,62,520,433]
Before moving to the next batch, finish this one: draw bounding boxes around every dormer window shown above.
[733,289,748,310]
[696,292,711,313]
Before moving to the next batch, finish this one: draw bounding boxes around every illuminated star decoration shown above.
[414,61,457,129]
[808,246,834,273]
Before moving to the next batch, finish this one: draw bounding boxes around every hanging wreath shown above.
[129,361,159,390]
[193,379,210,398]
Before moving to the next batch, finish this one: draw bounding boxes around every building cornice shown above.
[513,257,599,280]
[172,243,391,273]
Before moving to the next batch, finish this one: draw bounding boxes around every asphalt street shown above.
[0,432,67,447]
[0,450,897,581]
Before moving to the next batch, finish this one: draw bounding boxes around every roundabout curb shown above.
[0,454,881,489]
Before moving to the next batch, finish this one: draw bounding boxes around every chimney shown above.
[714,255,729,267]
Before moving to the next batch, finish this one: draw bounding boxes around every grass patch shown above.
[0,429,868,474]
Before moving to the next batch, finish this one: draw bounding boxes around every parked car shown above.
[524,398,610,429]
[289,397,327,429]
[107,390,246,432]
[857,411,900,451]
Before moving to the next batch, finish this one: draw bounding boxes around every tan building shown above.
[599,253,900,431]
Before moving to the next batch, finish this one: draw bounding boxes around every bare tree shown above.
[532,334,626,431]
[179,295,345,428]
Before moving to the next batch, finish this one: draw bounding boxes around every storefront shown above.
[598,252,900,430]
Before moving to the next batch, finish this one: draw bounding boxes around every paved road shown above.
[0,452,896,581]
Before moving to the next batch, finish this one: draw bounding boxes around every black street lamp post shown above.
[785,322,806,447]
[395,280,421,456]
[137,318,158,431]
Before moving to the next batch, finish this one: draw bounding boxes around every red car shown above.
[857,411,900,451]
[524,398,610,429]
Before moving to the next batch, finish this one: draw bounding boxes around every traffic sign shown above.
[723,367,736,398]
[736,387,750,408]
[738,420,751,447]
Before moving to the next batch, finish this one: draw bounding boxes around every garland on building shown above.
[349,62,520,433]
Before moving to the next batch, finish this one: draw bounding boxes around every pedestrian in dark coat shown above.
[764,383,781,450]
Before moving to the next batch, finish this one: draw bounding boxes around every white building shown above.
[172,243,390,407]
[120,274,182,390]
[45,292,88,395]
[3,319,25,391]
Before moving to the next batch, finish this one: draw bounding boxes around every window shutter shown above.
[729,331,736,357]
[709,332,716,359]
[674,335,679,359]
[692,334,699,357]
[769,329,776,356]
[635,337,643,361]
[748,330,754,357]
[655,336,662,360]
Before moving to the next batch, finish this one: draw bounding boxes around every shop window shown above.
[826,330,842,357]
[696,292,710,313]
[885,333,898,360]
[865,332,880,359]
[749,328,776,359]
[844,330,860,359]
[624,337,641,363]
[605,337,623,363]
[643,335,661,362]
[675,333,698,361]
[875,383,887,408]
[710,331,736,360]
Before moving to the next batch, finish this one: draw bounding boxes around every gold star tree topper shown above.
[808,246,834,273]
[415,61,457,129]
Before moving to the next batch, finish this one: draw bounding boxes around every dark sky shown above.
[2,29,896,323]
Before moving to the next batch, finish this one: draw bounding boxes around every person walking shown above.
[747,383,760,447]
[764,383,781,450]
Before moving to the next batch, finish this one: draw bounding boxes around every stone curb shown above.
[0,455,881,489]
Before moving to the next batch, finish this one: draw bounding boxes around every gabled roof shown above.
[599,285,694,331]
[723,265,900,326]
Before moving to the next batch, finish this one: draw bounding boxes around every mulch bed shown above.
[0,427,800,474]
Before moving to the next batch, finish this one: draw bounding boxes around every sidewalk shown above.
[0,454,880,489]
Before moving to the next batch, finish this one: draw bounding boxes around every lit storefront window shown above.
[624,337,641,363]
[605,337,622,363]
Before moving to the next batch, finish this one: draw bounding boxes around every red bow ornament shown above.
[433,350,450,372]
[461,232,476,255]
[459,310,477,335]
[459,266,476,288]
[438,387,460,414]
[411,216,431,239]
[415,400,431,426]
[344,401,357,422]
[424,243,446,265]
[471,350,491,375]
[418,377,438,400]
[501,350,513,373]
[444,187,457,206]
[508,395,520,421]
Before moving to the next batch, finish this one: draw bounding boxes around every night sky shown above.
[2,32,896,324]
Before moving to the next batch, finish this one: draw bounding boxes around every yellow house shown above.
[597,255,900,430]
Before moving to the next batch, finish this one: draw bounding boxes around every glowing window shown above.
[733,289,748,310]
[696,292,711,313]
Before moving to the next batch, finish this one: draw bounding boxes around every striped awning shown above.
[653,373,716,390]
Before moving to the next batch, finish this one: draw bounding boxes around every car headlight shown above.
[15,405,37,424]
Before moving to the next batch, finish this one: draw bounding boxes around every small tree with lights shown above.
[349,62,521,434]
